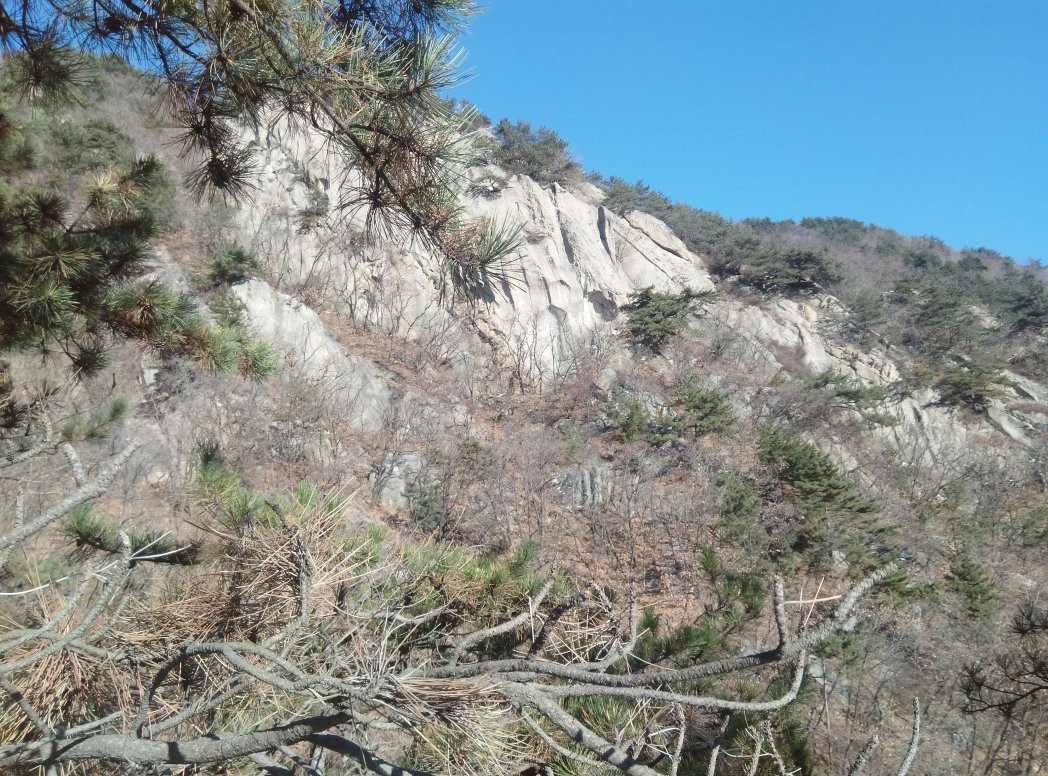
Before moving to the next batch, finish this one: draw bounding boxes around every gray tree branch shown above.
[0,443,138,553]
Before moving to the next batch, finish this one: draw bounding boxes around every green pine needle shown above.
[63,506,200,564]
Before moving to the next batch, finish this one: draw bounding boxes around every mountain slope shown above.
[2,59,1046,774]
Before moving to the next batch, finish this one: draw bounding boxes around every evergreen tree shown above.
[0,98,274,426]
[738,244,844,292]
[592,176,843,293]
[803,369,897,427]
[668,379,735,436]
[841,292,888,343]
[621,286,714,354]
[758,424,875,515]
[935,360,1011,412]
[0,0,518,287]
[490,119,583,186]
[1001,269,1048,331]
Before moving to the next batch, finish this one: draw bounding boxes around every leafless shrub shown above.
[0,414,920,775]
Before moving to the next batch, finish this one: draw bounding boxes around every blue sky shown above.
[452,1,1047,263]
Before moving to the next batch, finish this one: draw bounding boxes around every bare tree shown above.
[960,600,1048,775]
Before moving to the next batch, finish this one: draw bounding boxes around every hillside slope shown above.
[169,93,1048,773]
[3,60,1046,774]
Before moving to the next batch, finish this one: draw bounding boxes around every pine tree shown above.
[621,286,714,354]
[0,0,519,288]
[490,119,583,186]
[935,360,1011,413]
[0,99,274,429]
[758,424,875,515]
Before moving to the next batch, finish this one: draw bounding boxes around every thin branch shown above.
[249,752,296,776]
[0,710,352,768]
[506,683,661,776]
[0,540,134,674]
[0,403,54,469]
[520,709,604,769]
[527,589,583,657]
[59,441,86,486]
[275,745,325,776]
[422,563,897,688]
[847,737,878,776]
[801,576,825,630]
[784,595,842,606]
[744,726,763,776]
[449,577,554,664]
[148,677,251,736]
[895,698,921,776]
[306,733,439,776]
[706,744,720,776]
[0,677,52,736]
[761,720,788,776]
[0,485,26,571]
[571,588,641,672]
[773,576,789,647]
[0,443,138,553]
[668,704,686,776]
[544,654,807,713]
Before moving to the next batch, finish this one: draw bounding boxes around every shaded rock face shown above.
[558,464,610,508]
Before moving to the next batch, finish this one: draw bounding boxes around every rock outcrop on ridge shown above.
[224,122,1045,462]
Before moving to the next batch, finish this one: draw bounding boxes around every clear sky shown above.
[451,1,1047,263]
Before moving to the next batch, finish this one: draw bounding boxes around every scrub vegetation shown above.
[0,7,1045,776]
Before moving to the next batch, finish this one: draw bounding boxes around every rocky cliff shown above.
[220,121,1045,467]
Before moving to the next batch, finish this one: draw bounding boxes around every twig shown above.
[0,443,138,553]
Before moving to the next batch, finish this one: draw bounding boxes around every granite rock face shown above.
[231,123,714,377]
[232,279,390,433]
[227,122,1045,458]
